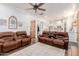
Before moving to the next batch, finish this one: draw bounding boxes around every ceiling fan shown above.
[27,3,46,13]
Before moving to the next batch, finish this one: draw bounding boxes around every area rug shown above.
[9,42,65,56]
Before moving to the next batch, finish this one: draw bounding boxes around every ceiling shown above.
[5,3,79,20]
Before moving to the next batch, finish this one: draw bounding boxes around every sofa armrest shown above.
[0,43,3,53]
[38,35,43,39]
[62,37,68,42]
[39,35,43,37]
[38,35,44,38]
[64,39,68,43]
[63,39,69,50]
[27,35,31,38]
[64,37,68,40]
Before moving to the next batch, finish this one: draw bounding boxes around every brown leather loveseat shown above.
[38,31,69,50]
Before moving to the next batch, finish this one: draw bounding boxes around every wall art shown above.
[8,16,17,29]
[0,19,7,26]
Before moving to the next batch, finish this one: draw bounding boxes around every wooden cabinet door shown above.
[77,12,79,46]
[77,20,79,41]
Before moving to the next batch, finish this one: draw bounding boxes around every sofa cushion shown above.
[42,31,49,37]
[22,38,30,42]
[55,32,68,37]
[53,39,64,46]
[16,31,27,36]
[43,34,48,37]
[21,35,26,37]
[3,41,17,47]
[49,34,56,39]
[56,35,64,39]
[39,37,49,40]
[0,39,5,43]
[2,37,14,41]
[2,41,17,52]
[17,35,25,39]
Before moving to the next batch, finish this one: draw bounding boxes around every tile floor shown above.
[8,42,65,56]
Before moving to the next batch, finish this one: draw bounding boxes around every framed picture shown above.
[0,19,7,26]
[8,16,17,29]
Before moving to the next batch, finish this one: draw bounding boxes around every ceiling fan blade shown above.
[26,8,33,10]
[38,8,46,11]
[38,3,44,7]
[29,3,34,7]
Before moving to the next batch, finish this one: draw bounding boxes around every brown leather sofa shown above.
[15,31,31,46]
[38,31,69,50]
[0,31,31,53]
[0,32,20,53]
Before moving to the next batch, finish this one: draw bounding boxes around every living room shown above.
[0,3,78,56]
